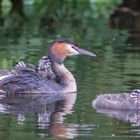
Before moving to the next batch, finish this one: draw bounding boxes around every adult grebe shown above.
[0,39,96,94]
[92,89,140,110]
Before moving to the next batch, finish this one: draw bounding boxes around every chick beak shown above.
[78,48,96,57]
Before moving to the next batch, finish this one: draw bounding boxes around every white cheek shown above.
[67,44,79,56]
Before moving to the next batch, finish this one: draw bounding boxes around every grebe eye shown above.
[71,45,79,51]
[72,45,75,49]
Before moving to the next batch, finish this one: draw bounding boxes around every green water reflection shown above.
[0,0,140,140]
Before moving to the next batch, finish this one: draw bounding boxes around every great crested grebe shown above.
[0,39,96,94]
[92,89,140,110]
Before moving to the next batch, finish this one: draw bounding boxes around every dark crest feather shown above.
[48,38,78,50]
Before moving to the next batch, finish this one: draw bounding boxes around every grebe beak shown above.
[78,48,96,57]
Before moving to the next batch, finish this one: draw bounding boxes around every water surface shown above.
[0,1,140,140]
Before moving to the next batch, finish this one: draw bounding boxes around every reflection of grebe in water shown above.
[93,89,140,110]
[0,39,96,93]
[0,92,77,139]
[92,107,140,126]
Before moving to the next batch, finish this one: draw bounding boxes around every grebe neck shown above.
[51,61,77,91]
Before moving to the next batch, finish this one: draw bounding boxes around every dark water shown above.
[0,2,140,140]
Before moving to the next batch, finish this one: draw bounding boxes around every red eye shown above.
[72,45,79,51]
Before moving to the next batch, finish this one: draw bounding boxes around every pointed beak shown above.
[78,48,96,57]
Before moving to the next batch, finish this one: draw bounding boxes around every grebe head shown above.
[48,39,96,64]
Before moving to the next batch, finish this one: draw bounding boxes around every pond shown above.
[0,1,140,140]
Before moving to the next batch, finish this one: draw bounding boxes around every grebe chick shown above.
[37,56,56,79]
[15,56,56,80]
[0,39,96,94]
[0,56,55,81]
[92,89,140,110]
